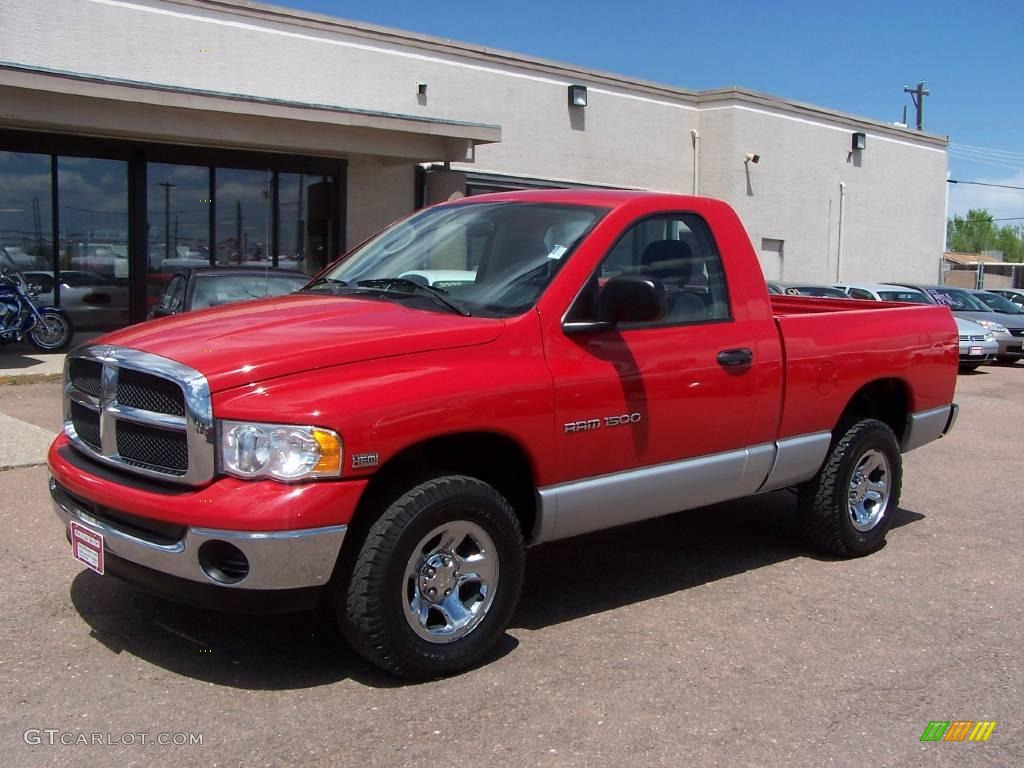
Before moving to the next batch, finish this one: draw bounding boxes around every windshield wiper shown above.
[303,276,348,292]
[356,278,471,316]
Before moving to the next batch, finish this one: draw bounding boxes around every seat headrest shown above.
[640,240,694,283]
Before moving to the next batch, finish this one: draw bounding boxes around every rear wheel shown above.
[798,419,902,557]
[27,309,73,352]
[337,475,524,679]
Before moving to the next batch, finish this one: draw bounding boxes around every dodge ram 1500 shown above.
[50,190,959,678]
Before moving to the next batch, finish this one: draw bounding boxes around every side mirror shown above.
[563,275,667,335]
[597,275,667,324]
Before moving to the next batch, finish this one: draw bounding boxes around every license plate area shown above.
[969,346,984,356]
[70,520,105,575]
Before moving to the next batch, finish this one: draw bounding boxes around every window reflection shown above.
[147,164,210,314]
[0,152,52,273]
[57,157,130,329]
[278,173,332,275]
[215,168,272,265]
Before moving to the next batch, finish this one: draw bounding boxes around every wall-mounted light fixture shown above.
[851,132,867,151]
[744,153,760,164]
[568,84,588,108]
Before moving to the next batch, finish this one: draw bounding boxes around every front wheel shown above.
[337,475,524,679]
[27,308,73,352]
[797,419,902,557]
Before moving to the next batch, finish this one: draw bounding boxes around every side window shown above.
[160,275,185,312]
[849,288,874,300]
[568,213,731,326]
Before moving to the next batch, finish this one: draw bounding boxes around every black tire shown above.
[797,419,902,557]
[337,475,524,679]
[995,356,1019,365]
[27,308,73,352]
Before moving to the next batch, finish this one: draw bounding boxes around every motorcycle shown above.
[0,267,74,352]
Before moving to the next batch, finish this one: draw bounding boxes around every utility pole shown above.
[903,81,930,131]
[157,182,176,264]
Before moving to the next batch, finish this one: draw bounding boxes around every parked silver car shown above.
[989,288,1024,308]
[22,270,129,330]
[834,282,996,369]
[886,283,1024,364]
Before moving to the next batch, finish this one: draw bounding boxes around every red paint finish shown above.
[49,436,367,531]
[52,190,958,534]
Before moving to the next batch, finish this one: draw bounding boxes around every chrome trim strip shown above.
[63,345,214,485]
[107,404,187,431]
[902,404,956,453]
[52,482,345,590]
[533,443,775,544]
[66,387,99,410]
[758,431,832,493]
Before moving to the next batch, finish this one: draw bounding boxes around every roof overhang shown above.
[0,62,501,163]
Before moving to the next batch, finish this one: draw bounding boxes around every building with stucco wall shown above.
[0,0,948,327]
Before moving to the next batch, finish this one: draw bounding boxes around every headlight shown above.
[975,319,1007,333]
[219,421,342,481]
[985,332,996,342]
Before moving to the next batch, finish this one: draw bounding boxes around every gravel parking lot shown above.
[1,366,1020,768]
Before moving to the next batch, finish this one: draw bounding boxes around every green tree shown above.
[947,209,997,253]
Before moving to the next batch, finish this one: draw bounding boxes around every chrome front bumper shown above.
[51,479,346,590]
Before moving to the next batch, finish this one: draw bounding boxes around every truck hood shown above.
[98,294,504,391]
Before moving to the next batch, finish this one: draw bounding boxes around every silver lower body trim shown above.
[533,443,776,544]
[901,404,957,453]
[757,431,832,493]
[52,484,345,590]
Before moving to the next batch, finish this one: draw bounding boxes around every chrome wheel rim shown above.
[403,520,498,643]
[848,448,891,532]
[31,314,68,349]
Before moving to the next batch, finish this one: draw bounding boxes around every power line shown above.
[949,142,1024,159]
[948,179,1024,191]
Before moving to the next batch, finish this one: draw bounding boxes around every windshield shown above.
[307,202,606,318]
[877,289,929,304]
[975,291,1024,315]
[192,273,307,309]
[925,287,990,312]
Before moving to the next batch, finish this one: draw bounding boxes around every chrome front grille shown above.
[64,345,214,485]
[1010,328,1024,338]
[958,334,985,342]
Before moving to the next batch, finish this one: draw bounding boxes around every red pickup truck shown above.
[49,190,958,678]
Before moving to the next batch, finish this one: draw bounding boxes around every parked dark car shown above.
[149,267,309,319]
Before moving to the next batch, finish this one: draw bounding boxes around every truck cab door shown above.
[538,212,778,541]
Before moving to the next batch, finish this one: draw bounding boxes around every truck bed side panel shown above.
[774,304,958,439]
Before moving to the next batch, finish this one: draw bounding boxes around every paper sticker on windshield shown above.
[547,245,568,260]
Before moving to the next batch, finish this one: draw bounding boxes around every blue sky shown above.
[275,0,1023,223]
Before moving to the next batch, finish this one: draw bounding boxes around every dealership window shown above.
[0,151,53,275]
[0,131,344,327]
[277,173,333,275]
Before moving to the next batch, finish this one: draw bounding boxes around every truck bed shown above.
[769,294,958,439]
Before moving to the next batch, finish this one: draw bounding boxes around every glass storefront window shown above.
[0,151,53,274]
[147,164,211,316]
[278,173,333,275]
[215,168,272,266]
[57,157,130,330]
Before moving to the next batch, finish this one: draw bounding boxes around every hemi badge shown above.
[352,452,379,469]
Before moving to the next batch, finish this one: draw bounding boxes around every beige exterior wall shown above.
[1,0,949,281]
